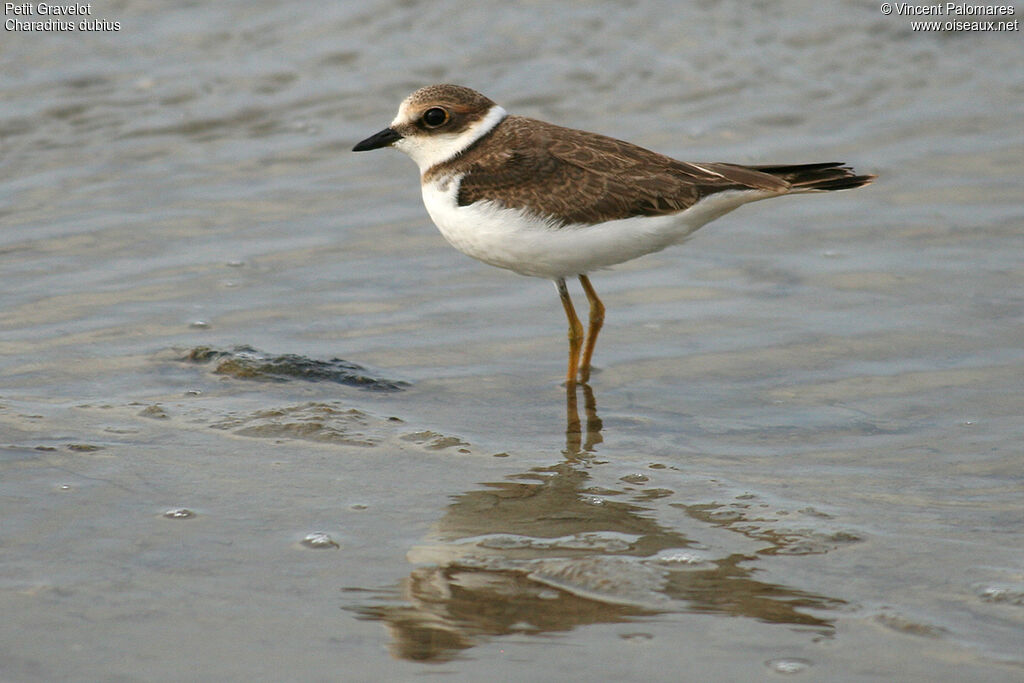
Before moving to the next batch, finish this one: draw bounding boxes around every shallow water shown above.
[2,1,1023,680]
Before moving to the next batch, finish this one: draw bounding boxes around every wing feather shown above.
[440,116,788,226]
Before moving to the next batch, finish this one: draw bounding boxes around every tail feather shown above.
[750,162,876,192]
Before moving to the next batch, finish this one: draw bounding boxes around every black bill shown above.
[352,128,403,152]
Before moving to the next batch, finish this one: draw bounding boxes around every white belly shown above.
[421,177,769,280]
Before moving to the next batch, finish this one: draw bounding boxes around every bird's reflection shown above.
[351,384,846,662]
[564,382,603,455]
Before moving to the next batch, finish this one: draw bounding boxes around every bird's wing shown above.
[453,116,788,226]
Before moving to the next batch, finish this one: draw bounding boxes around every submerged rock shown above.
[183,345,408,391]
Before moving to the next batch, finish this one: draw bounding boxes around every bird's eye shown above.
[422,107,449,128]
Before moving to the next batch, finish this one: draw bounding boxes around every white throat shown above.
[392,105,507,175]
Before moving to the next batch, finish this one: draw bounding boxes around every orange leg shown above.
[577,274,605,384]
[556,277,583,386]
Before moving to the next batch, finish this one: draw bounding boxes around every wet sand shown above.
[2,1,1023,680]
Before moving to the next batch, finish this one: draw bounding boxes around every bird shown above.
[353,84,874,385]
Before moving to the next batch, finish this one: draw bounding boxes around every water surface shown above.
[2,1,1023,680]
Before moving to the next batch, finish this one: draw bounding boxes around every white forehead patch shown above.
[389,97,418,129]
[391,104,508,175]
